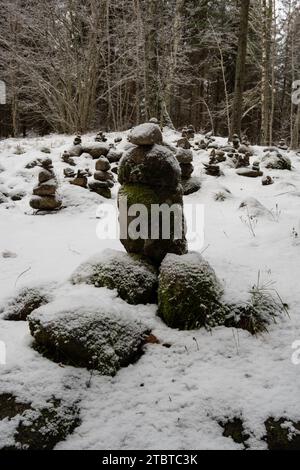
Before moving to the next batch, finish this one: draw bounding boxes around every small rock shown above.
[181,176,202,195]
[95,157,111,171]
[175,148,193,164]
[262,175,274,186]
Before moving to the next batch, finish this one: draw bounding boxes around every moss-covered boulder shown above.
[71,249,158,305]
[158,252,224,330]
[0,286,51,321]
[28,297,149,375]
[118,184,187,265]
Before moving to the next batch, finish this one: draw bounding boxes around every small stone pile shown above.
[232,134,240,150]
[73,135,81,146]
[176,135,192,149]
[61,150,76,166]
[68,135,83,157]
[63,168,75,178]
[209,149,226,163]
[175,147,201,195]
[30,158,62,211]
[203,162,221,177]
[262,175,274,186]
[88,156,114,199]
[95,131,107,142]
[118,122,187,265]
[236,160,263,178]
[278,139,288,151]
[70,169,89,188]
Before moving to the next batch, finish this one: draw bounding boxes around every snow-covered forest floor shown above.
[0,128,300,450]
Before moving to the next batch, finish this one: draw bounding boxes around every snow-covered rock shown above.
[118,144,181,188]
[128,123,163,146]
[28,290,150,375]
[71,249,158,305]
[158,252,224,330]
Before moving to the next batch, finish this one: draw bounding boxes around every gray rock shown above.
[128,123,163,146]
[180,163,194,179]
[181,176,201,195]
[95,157,111,171]
[236,168,263,178]
[82,143,109,158]
[38,169,54,184]
[67,144,83,157]
[30,196,62,211]
[107,149,123,163]
[88,180,111,198]
[28,299,149,375]
[33,179,57,197]
[94,170,114,182]
[175,148,193,164]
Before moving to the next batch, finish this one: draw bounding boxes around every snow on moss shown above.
[28,285,150,375]
[70,249,158,305]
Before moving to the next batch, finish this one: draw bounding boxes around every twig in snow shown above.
[14,266,31,287]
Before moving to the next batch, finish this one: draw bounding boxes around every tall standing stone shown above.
[118,123,187,265]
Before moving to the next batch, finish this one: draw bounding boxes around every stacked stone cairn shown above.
[232,133,240,150]
[70,169,89,188]
[95,131,107,142]
[118,122,188,265]
[236,160,263,178]
[278,139,288,151]
[175,147,201,195]
[203,162,221,177]
[30,158,62,211]
[61,150,76,166]
[88,156,114,199]
[68,135,83,157]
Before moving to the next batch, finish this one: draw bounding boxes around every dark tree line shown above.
[0,0,299,147]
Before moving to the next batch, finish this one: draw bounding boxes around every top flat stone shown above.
[128,123,163,146]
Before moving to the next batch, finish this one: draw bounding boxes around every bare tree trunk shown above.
[231,0,250,138]
[261,0,272,145]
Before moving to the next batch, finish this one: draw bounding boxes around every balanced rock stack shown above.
[95,131,107,142]
[68,135,83,157]
[236,160,263,178]
[61,150,75,166]
[118,122,188,265]
[232,134,240,150]
[30,158,62,211]
[175,147,201,195]
[88,156,114,199]
[70,169,88,188]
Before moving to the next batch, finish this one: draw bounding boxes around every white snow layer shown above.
[0,129,300,449]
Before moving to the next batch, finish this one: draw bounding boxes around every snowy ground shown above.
[0,129,300,449]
